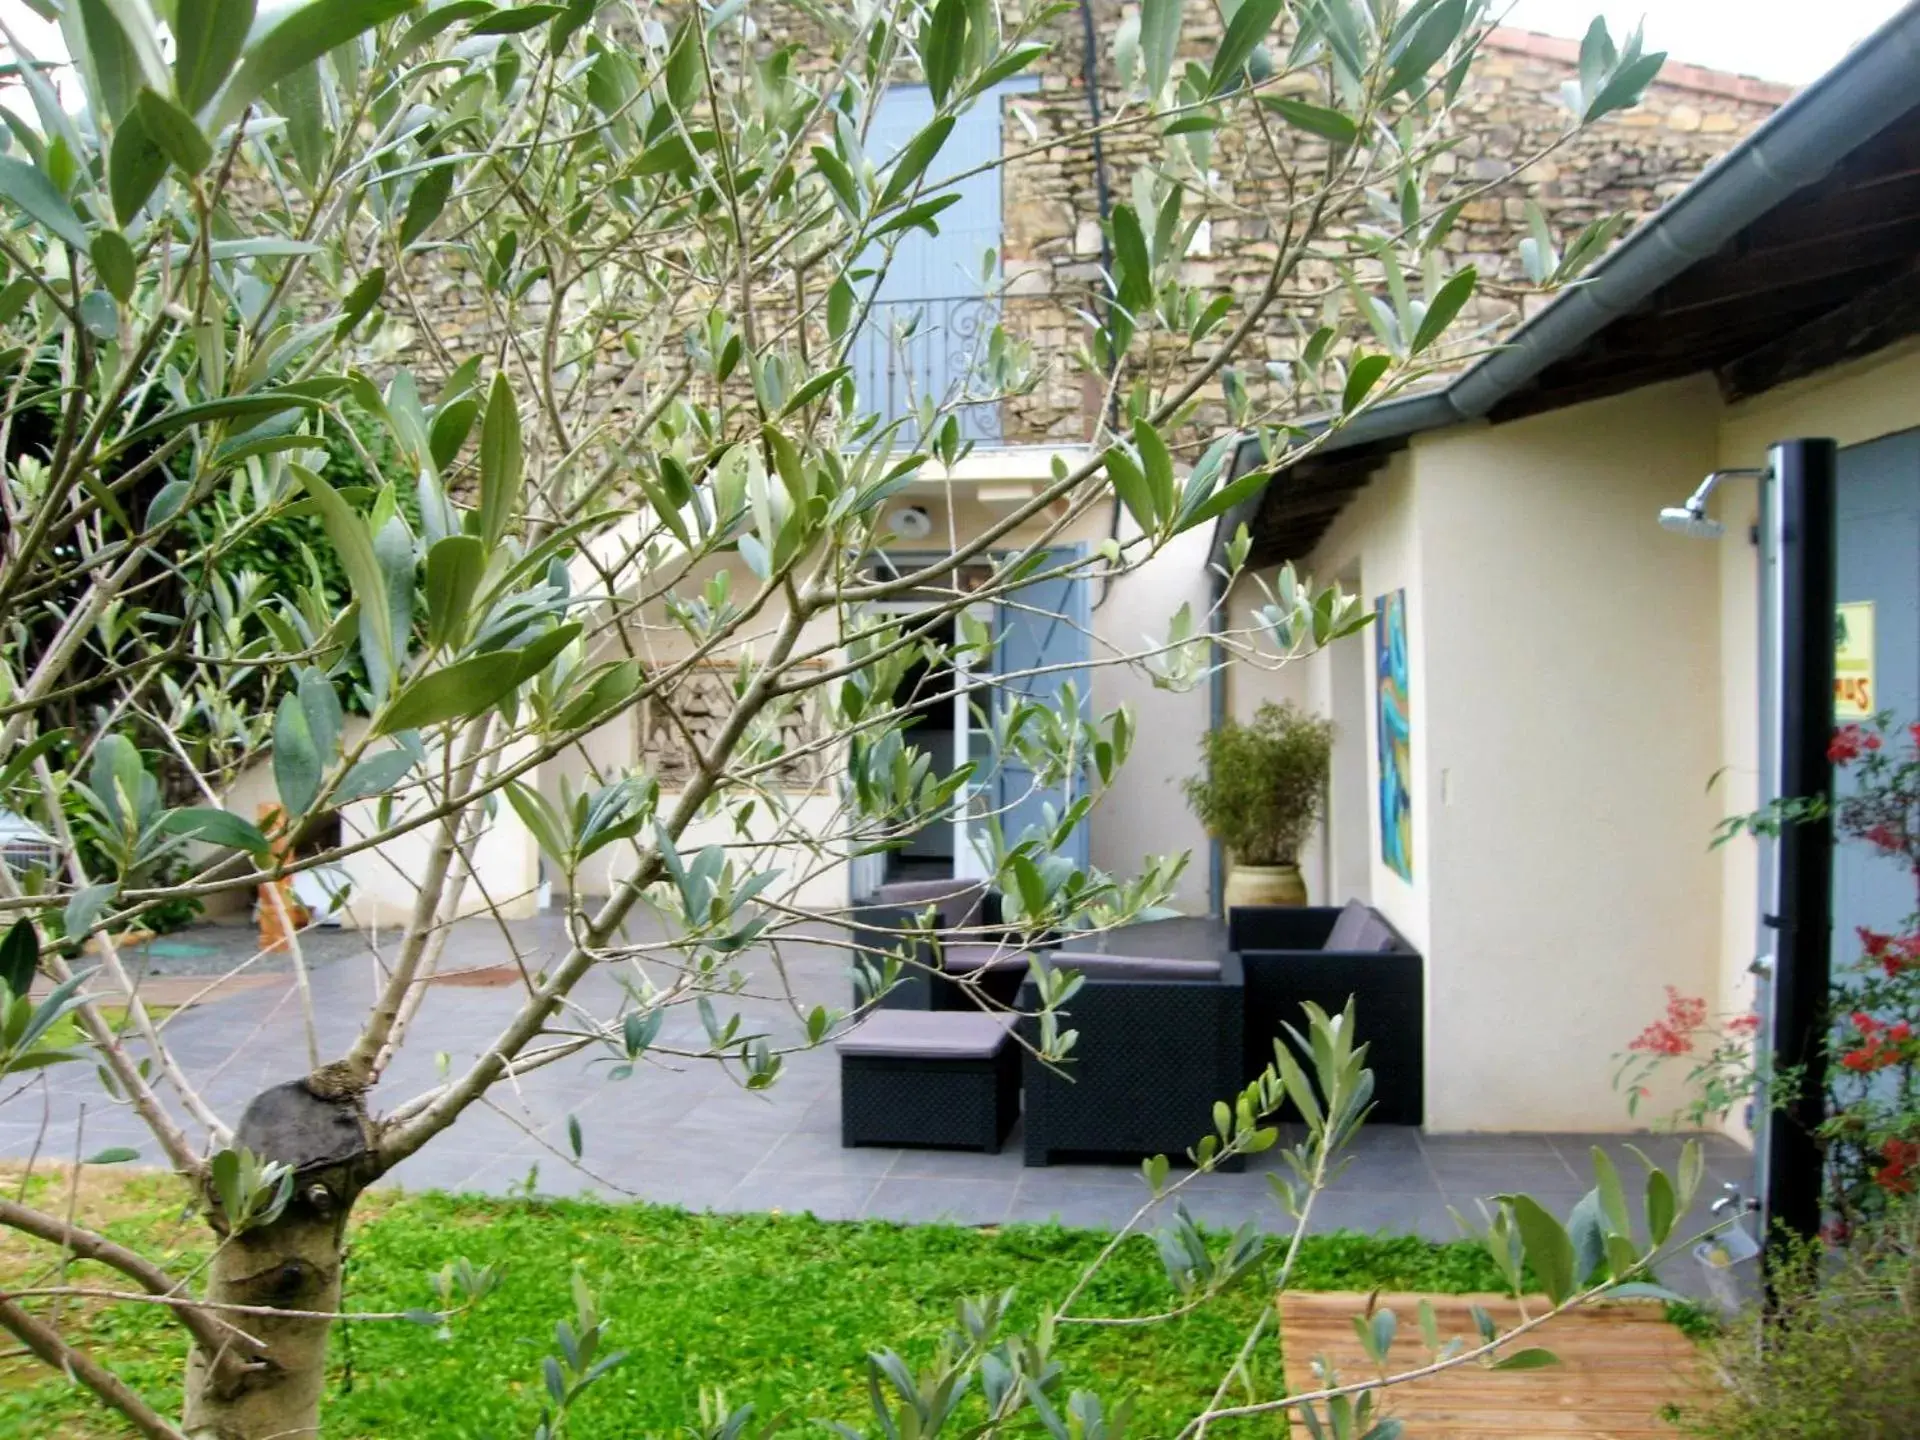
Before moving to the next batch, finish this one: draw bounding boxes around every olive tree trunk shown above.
[183,1076,377,1440]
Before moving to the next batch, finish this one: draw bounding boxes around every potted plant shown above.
[1183,701,1334,908]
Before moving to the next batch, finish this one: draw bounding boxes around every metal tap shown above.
[1711,1181,1759,1216]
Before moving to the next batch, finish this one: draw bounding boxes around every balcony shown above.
[851,295,1003,446]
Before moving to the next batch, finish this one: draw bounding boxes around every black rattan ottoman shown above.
[837,1010,1019,1153]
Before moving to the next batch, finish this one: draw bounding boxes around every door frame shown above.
[857,591,995,891]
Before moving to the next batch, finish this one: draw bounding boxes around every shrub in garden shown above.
[1182,700,1335,868]
[1683,1198,1920,1440]
[1621,714,1920,1229]
[1824,719,1920,1220]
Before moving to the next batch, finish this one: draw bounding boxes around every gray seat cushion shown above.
[940,942,1032,975]
[873,880,988,929]
[1047,951,1222,982]
[1324,900,1399,953]
[836,1009,1016,1059]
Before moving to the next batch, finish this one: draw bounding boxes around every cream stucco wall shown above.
[339,771,542,930]
[1227,453,1432,945]
[1235,389,1726,1131]
[1234,343,1920,1135]
[1304,453,1431,949]
[219,717,544,930]
[1719,341,1920,469]
[1411,380,1726,1131]
[1088,515,1213,913]
[1710,469,1764,1145]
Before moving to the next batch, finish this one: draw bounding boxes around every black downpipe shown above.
[1075,0,1114,309]
[1207,558,1227,915]
[1079,0,1129,614]
[1761,437,1837,1252]
[1202,448,1260,916]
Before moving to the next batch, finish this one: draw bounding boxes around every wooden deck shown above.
[1277,1292,1712,1438]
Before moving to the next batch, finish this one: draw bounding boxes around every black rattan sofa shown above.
[1018,944,1244,1168]
[849,880,1035,1011]
[1230,900,1424,1125]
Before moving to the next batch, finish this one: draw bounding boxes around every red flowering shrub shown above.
[1858,926,1920,978]
[1828,723,1871,764]
[1826,716,1920,1220]
[1838,1012,1916,1074]
[1628,987,1709,1057]
[1634,713,1920,1230]
[1616,988,1763,1128]
[1875,1138,1919,1195]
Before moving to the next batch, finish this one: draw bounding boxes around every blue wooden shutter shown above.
[993,551,1091,871]
[853,86,1004,442]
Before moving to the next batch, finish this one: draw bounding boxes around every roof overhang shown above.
[1221,0,1920,570]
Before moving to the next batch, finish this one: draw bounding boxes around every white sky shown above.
[0,0,1910,92]
[1502,0,1909,83]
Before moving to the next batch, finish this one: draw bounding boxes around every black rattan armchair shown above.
[1231,901,1424,1125]
[1017,951,1244,1168]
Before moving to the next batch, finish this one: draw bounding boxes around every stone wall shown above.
[990,17,1790,446]
[323,13,1790,460]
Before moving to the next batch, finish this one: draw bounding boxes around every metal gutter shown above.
[1203,440,1266,913]
[1211,0,1920,562]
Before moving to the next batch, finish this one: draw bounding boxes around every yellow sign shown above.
[1835,601,1876,719]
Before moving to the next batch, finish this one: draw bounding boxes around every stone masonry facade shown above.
[366,13,1791,459]
[990,17,1790,445]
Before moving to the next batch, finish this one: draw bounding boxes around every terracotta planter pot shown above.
[1224,862,1307,908]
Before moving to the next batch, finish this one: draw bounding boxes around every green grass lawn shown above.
[38,1005,179,1052]
[0,1174,1521,1439]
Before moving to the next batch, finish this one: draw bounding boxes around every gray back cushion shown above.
[875,880,987,929]
[1048,952,1222,982]
[940,942,1031,975]
[1325,900,1399,953]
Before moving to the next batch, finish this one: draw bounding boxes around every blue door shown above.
[993,552,1090,872]
[853,86,1004,443]
[1834,431,1920,963]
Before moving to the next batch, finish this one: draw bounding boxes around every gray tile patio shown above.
[9,913,1756,1285]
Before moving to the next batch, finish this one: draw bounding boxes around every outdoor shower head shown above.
[1658,503,1726,539]
[1658,469,1764,540]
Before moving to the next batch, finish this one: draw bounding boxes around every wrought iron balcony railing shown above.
[849,295,1003,445]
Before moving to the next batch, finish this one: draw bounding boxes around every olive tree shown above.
[0,1,1694,1436]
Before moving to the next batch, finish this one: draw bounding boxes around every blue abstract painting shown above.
[1375,590,1413,881]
